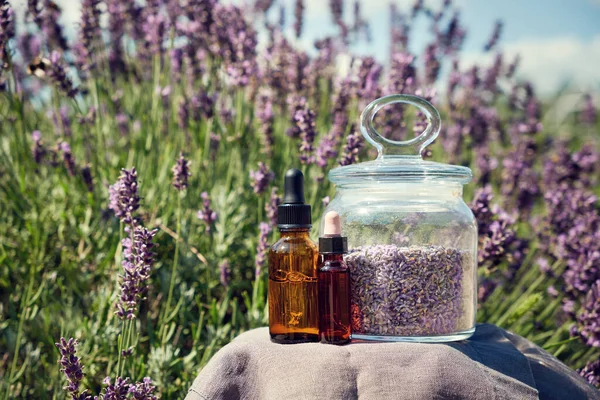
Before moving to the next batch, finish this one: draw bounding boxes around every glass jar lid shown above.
[329,94,472,185]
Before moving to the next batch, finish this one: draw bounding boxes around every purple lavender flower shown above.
[329,0,348,40]
[501,138,540,214]
[197,192,217,233]
[170,48,184,81]
[105,0,128,75]
[315,134,338,168]
[286,95,304,138]
[31,130,46,164]
[177,100,189,134]
[49,51,79,98]
[255,222,271,278]
[172,152,191,191]
[543,144,598,189]
[39,0,69,52]
[356,57,382,105]
[191,92,215,121]
[101,376,131,399]
[115,113,129,136]
[506,54,520,79]
[437,11,465,55]
[81,164,94,193]
[26,0,42,25]
[470,185,522,272]
[249,162,275,195]
[17,32,41,65]
[382,52,416,139]
[278,4,285,30]
[98,376,157,400]
[128,377,158,400]
[75,0,102,75]
[541,183,600,299]
[580,94,597,126]
[483,20,502,52]
[108,168,140,225]
[55,338,90,399]
[387,52,416,94]
[413,88,436,135]
[479,219,517,267]
[447,59,461,99]
[338,126,363,166]
[294,0,304,38]
[293,100,317,164]
[537,257,553,276]
[254,0,274,13]
[478,279,497,303]
[291,48,311,96]
[209,132,220,161]
[265,187,281,228]
[576,281,600,347]
[0,0,15,65]
[226,60,257,87]
[256,90,275,155]
[143,11,168,57]
[219,259,231,288]
[483,53,502,93]
[579,359,600,388]
[316,78,352,168]
[117,225,157,320]
[422,43,440,85]
[59,141,77,177]
[474,147,498,185]
[210,5,258,88]
[440,120,463,163]
[389,4,408,52]
[330,0,343,24]
[59,106,73,137]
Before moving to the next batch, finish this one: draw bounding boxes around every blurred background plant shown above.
[0,0,599,397]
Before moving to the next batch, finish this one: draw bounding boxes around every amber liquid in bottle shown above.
[318,254,351,344]
[268,228,319,343]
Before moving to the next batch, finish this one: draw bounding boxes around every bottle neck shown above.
[321,253,345,262]
[278,227,311,238]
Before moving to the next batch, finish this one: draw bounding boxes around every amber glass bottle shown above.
[318,253,351,344]
[268,169,319,344]
[269,228,319,343]
[318,212,351,344]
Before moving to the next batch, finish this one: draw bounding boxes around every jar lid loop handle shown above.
[360,94,441,158]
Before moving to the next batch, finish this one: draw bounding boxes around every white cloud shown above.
[462,35,600,94]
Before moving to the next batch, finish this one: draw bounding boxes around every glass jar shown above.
[321,94,477,342]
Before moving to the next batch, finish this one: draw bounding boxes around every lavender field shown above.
[0,0,599,398]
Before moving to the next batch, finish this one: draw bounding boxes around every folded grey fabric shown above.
[186,324,599,400]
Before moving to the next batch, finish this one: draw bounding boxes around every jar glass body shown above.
[320,181,477,342]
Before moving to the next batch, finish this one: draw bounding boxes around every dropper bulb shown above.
[323,211,341,236]
[283,168,305,204]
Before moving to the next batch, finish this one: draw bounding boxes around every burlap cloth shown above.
[185,324,599,399]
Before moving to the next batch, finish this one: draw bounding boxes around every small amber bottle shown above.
[268,169,319,343]
[318,212,351,344]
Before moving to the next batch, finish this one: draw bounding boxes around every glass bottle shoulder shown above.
[270,234,318,255]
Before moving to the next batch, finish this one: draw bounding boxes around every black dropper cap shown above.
[319,236,348,254]
[277,169,312,229]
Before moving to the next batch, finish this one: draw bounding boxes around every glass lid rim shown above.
[328,159,473,184]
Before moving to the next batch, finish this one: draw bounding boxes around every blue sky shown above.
[282,0,600,94]
[12,0,600,94]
